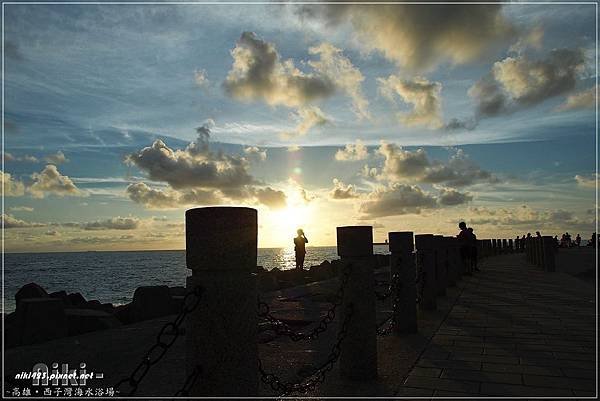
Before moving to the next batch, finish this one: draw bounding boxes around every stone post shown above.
[415,234,437,310]
[185,207,258,396]
[536,237,544,268]
[491,239,497,255]
[434,235,447,296]
[508,239,513,253]
[502,239,508,253]
[444,237,457,287]
[542,236,556,272]
[337,226,377,380]
[388,231,417,334]
[497,239,503,254]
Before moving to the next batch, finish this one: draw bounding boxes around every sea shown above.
[3,246,390,313]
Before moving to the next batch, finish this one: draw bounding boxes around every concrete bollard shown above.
[502,239,508,253]
[388,231,417,334]
[491,239,497,255]
[185,207,258,396]
[508,239,514,253]
[542,236,556,272]
[415,234,437,310]
[496,239,503,254]
[337,226,377,380]
[444,237,457,287]
[536,237,544,268]
[434,235,447,296]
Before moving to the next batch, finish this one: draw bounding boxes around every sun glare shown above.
[268,183,313,247]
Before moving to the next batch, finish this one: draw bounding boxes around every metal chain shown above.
[376,256,404,336]
[114,285,203,396]
[375,272,400,301]
[174,364,202,396]
[257,264,352,342]
[258,303,354,396]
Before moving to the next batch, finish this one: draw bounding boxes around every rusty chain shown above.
[258,303,354,396]
[114,285,203,396]
[257,263,352,342]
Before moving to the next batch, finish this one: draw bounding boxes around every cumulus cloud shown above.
[1,214,45,229]
[223,31,334,108]
[194,69,209,87]
[244,146,267,162]
[359,183,437,218]
[4,153,38,163]
[223,32,368,135]
[470,48,586,117]
[375,144,496,187]
[44,151,68,164]
[330,178,360,200]
[126,132,254,191]
[308,43,370,119]
[300,4,514,71]
[1,171,26,196]
[437,187,473,206]
[468,205,587,229]
[28,165,85,198]
[81,217,140,231]
[335,140,368,161]
[126,182,222,210]
[509,25,544,55]
[251,187,287,209]
[557,85,596,112]
[378,75,443,128]
[281,106,328,138]
[574,173,597,189]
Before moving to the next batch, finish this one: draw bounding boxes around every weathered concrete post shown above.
[491,239,497,255]
[337,226,377,380]
[502,239,508,253]
[508,239,514,253]
[542,236,556,272]
[497,239,503,254]
[536,237,544,268]
[185,207,258,396]
[444,237,457,287]
[434,235,447,296]
[388,231,417,334]
[415,234,437,310]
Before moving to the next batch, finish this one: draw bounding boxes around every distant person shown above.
[468,227,480,272]
[554,235,559,248]
[575,234,581,247]
[536,231,542,238]
[294,229,308,270]
[457,222,473,275]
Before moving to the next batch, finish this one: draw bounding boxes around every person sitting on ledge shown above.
[294,229,309,270]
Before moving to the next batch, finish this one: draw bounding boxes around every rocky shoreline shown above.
[5,254,390,349]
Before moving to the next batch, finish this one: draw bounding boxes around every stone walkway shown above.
[400,252,597,398]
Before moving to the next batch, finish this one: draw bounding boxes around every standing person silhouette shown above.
[294,229,308,270]
[457,222,473,275]
[468,227,480,272]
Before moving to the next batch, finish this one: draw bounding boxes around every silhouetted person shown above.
[536,231,542,238]
[468,227,480,272]
[576,234,581,247]
[294,229,308,270]
[457,222,473,275]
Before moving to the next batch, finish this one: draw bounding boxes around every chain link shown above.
[258,303,354,396]
[375,272,400,301]
[114,285,203,396]
[258,264,352,342]
[376,255,404,336]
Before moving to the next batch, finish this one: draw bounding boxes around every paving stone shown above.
[480,382,574,396]
[409,367,442,378]
[523,375,595,391]
[561,368,597,379]
[404,376,480,394]
[441,368,522,385]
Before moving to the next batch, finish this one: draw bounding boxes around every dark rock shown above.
[17,298,67,345]
[257,265,266,272]
[65,308,122,336]
[258,274,279,292]
[49,290,72,307]
[15,283,48,307]
[67,292,87,307]
[258,330,278,344]
[114,303,133,325]
[170,295,184,314]
[130,285,173,322]
[168,286,186,297]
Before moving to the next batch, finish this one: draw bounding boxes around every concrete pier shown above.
[388,231,417,334]
[337,226,377,380]
[185,207,258,396]
[415,234,437,311]
[434,235,447,296]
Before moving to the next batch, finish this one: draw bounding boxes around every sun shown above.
[266,185,313,248]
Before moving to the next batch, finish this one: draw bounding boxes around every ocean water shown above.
[3,246,389,313]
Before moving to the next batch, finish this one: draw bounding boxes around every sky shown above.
[1,1,597,252]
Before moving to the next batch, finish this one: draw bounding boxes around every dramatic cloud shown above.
[28,165,85,198]
[300,4,514,71]
[467,205,589,229]
[557,85,596,112]
[375,144,496,187]
[244,146,267,162]
[574,173,597,189]
[81,217,140,231]
[223,32,334,108]
[359,183,437,218]
[1,171,26,197]
[1,214,45,229]
[126,182,222,210]
[471,48,586,117]
[281,106,328,138]
[335,140,368,161]
[330,178,360,199]
[437,187,473,206]
[126,132,254,190]
[308,43,370,119]
[44,151,68,164]
[251,187,287,209]
[378,75,443,128]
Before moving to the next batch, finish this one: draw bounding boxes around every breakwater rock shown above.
[5,255,389,349]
